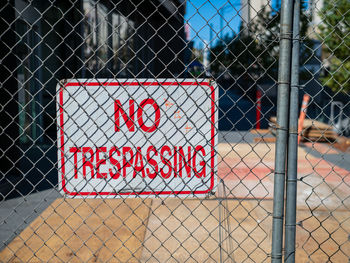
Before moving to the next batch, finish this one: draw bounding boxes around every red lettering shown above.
[122,147,134,177]
[82,147,94,178]
[133,147,146,178]
[178,146,192,177]
[193,146,206,178]
[137,99,160,132]
[146,146,158,179]
[68,145,207,180]
[160,146,172,178]
[174,146,178,177]
[109,147,121,179]
[96,147,107,178]
[115,99,135,132]
[69,147,81,179]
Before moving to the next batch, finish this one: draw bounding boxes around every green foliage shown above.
[319,0,350,93]
[210,6,280,79]
[209,4,312,82]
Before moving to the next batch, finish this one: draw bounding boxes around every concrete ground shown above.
[1,131,350,262]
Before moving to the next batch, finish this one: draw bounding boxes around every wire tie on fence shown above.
[277,81,291,85]
[274,171,285,175]
[275,126,288,132]
[274,36,301,41]
[270,254,283,259]
[59,79,68,88]
[286,178,298,182]
[289,130,299,135]
[279,32,293,40]
[285,223,296,227]
[290,84,304,89]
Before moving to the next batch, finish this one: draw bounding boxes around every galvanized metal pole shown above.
[219,179,223,263]
[271,0,294,262]
[284,0,300,262]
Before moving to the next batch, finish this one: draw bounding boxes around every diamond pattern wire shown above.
[292,0,350,262]
[0,0,349,262]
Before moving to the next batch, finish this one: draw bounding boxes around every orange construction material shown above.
[256,89,262,130]
[298,94,310,144]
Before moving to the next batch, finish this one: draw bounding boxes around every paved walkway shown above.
[1,132,350,262]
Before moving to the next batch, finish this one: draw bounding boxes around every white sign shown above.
[57,79,217,197]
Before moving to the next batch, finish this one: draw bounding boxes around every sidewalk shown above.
[1,132,350,262]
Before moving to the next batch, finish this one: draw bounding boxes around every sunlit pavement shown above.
[1,132,350,262]
[216,138,350,262]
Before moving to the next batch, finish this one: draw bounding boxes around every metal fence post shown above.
[284,0,300,262]
[271,0,295,262]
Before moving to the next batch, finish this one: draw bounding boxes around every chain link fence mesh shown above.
[292,0,350,261]
[0,0,349,262]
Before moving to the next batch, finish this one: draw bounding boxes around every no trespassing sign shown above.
[57,79,217,197]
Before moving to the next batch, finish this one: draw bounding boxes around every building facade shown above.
[0,0,186,197]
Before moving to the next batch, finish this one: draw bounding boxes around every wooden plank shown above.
[302,130,338,135]
[302,119,333,130]
[333,136,350,152]
[250,129,272,134]
[270,116,339,142]
[302,129,338,140]
[303,131,338,135]
[254,137,276,143]
[270,117,333,131]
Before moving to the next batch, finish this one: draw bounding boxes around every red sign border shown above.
[59,80,216,196]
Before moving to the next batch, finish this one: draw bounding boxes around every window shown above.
[112,12,135,77]
[16,19,42,144]
[83,0,135,76]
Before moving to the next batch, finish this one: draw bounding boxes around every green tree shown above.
[210,5,280,80]
[319,0,350,93]
[210,4,311,82]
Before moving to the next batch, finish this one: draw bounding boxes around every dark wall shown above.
[130,0,186,77]
[0,0,187,198]
[0,0,19,177]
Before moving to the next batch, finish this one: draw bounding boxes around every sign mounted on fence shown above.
[57,79,217,197]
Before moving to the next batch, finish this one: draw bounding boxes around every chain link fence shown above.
[0,0,349,262]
